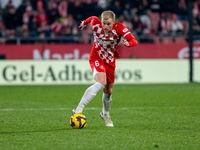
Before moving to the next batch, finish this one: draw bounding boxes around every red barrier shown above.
[121,43,200,59]
[0,43,200,59]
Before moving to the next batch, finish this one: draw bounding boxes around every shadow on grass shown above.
[0,128,71,135]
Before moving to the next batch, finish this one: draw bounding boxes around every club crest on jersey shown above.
[112,30,117,35]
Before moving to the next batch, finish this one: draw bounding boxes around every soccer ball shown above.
[70,113,87,129]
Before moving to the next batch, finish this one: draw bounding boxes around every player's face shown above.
[102,18,114,33]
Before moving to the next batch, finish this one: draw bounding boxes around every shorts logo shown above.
[100,65,104,69]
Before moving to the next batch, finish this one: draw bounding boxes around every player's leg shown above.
[102,82,114,115]
[73,59,106,114]
[100,82,114,127]
[100,64,115,127]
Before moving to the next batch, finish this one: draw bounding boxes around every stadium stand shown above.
[0,0,199,44]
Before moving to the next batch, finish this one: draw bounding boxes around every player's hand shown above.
[79,21,86,30]
[122,39,130,47]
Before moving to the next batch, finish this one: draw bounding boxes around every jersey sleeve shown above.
[83,16,100,27]
[117,23,138,47]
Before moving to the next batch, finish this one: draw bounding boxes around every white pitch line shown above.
[0,107,199,111]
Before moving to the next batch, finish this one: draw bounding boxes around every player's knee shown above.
[103,88,112,95]
[99,80,107,87]
[95,73,107,87]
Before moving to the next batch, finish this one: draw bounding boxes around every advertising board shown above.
[1,59,199,85]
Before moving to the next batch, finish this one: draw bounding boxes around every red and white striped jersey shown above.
[84,16,137,65]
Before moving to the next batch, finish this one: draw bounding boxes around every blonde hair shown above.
[101,10,115,21]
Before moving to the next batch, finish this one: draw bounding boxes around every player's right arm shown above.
[79,16,99,30]
[79,21,86,30]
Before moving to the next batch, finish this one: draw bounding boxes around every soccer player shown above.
[72,10,138,127]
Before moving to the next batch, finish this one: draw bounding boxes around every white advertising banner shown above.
[194,60,200,82]
[0,60,199,85]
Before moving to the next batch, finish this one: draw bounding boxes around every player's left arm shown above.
[123,33,138,47]
[119,24,138,47]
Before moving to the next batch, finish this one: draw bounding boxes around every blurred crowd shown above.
[0,0,200,44]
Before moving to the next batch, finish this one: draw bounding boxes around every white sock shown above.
[102,93,112,115]
[76,82,104,113]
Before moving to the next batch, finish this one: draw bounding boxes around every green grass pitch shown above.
[0,84,200,150]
